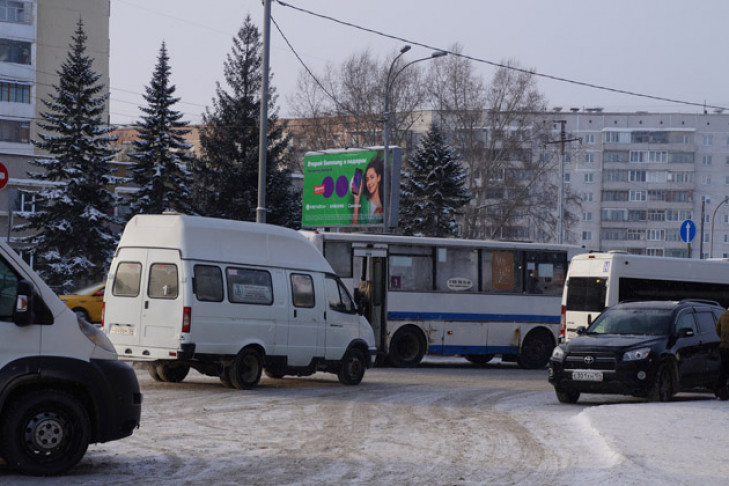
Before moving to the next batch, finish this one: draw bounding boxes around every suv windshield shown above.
[587,308,672,335]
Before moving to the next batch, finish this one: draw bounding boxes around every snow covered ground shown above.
[2,358,728,485]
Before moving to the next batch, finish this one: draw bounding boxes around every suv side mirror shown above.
[677,328,695,338]
[576,326,587,335]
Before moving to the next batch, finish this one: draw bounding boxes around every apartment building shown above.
[0,0,109,250]
[552,110,729,259]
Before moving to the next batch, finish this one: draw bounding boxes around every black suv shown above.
[548,299,725,403]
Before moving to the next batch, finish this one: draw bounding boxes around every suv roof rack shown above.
[678,298,721,306]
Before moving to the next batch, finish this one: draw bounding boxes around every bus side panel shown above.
[387,292,559,356]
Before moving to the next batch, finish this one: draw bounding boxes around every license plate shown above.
[572,370,603,382]
[110,325,135,336]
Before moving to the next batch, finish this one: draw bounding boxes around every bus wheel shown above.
[517,329,554,369]
[388,327,425,368]
[230,348,263,390]
[338,348,366,385]
[465,354,495,365]
[156,362,190,383]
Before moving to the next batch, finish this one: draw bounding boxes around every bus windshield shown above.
[565,277,607,312]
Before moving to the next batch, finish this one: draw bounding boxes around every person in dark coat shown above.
[715,307,729,400]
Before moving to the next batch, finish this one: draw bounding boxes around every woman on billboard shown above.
[351,155,384,225]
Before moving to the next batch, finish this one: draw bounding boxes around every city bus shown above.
[561,251,729,341]
[302,231,583,368]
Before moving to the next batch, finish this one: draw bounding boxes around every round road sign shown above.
[0,162,8,190]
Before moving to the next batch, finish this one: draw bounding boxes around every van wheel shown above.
[156,363,190,383]
[648,364,674,402]
[517,329,554,369]
[388,327,425,368]
[338,348,366,385]
[230,348,263,390]
[1,390,91,476]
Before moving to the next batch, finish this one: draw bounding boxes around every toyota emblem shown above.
[583,356,595,365]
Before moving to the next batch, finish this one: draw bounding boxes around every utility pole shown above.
[545,120,581,244]
[256,0,272,223]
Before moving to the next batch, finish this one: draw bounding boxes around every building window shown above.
[703,155,713,165]
[629,170,646,182]
[583,134,595,144]
[582,231,592,241]
[582,212,592,221]
[0,81,30,103]
[703,175,712,185]
[630,190,647,201]
[647,229,665,241]
[0,1,30,24]
[11,191,35,213]
[704,135,714,146]
[581,192,593,202]
[0,119,30,143]
[0,38,31,64]
[584,153,595,164]
[583,173,594,183]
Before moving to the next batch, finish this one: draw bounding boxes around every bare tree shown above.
[287,48,430,155]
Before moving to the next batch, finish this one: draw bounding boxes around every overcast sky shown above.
[109,0,729,126]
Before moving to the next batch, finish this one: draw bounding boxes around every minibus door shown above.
[139,249,183,351]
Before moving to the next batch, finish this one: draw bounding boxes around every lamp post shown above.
[382,47,447,231]
[709,196,729,258]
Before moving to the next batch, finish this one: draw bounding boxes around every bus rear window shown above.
[565,277,607,312]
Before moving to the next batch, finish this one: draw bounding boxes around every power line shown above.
[275,0,729,113]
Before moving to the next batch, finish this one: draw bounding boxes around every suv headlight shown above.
[623,347,651,362]
[551,346,566,362]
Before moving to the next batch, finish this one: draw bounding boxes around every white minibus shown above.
[561,251,729,341]
[103,214,376,388]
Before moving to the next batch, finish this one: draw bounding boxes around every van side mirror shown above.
[14,279,53,327]
[576,326,587,335]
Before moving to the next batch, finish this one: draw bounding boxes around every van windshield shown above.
[566,277,607,312]
[587,308,672,335]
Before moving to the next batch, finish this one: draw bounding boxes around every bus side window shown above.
[482,251,522,293]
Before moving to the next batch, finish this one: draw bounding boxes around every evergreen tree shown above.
[192,14,300,227]
[21,20,120,292]
[128,42,194,217]
[399,124,471,237]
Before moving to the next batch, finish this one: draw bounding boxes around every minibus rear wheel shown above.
[230,347,263,390]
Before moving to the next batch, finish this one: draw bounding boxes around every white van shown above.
[103,214,377,388]
[0,241,141,476]
[561,251,729,341]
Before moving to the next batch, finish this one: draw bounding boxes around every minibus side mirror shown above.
[576,326,587,335]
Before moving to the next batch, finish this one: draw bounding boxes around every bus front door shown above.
[353,248,387,355]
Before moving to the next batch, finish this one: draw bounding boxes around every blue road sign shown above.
[680,219,696,243]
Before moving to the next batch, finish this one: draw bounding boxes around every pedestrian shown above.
[715,307,729,400]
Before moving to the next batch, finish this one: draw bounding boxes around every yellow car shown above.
[60,283,105,323]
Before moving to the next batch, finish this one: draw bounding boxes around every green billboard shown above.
[302,147,400,228]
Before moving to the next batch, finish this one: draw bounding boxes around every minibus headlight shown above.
[623,347,651,362]
[551,346,566,362]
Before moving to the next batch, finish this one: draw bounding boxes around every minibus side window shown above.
[0,258,18,320]
[291,273,315,308]
[194,265,223,302]
[227,267,273,305]
[112,262,142,297]
[325,275,355,313]
[148,263,178,299]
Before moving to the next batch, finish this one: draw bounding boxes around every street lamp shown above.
[382,47,447,231]
[709,196,729,258]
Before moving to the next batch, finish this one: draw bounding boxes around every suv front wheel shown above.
[647,363,674,402]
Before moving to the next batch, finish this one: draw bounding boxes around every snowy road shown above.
[3,357,729,485]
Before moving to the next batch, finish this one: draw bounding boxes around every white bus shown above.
[303,231,582,368]
[561,251,729,341]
